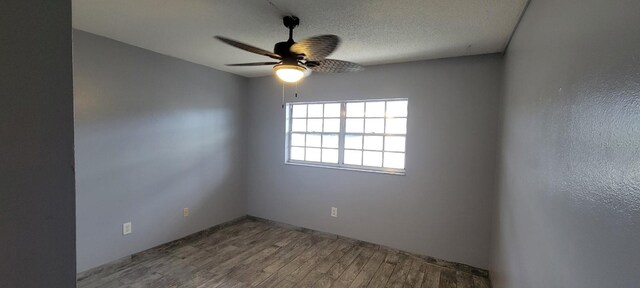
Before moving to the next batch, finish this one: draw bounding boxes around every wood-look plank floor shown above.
[77,219,491,288]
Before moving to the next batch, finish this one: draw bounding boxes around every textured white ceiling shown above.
[73,0,528,77]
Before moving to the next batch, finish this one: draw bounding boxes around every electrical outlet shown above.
[183,208,189,217]
[331,207,338,218]
[123,222,132,235]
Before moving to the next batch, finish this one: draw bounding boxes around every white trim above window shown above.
[285,99,408,175]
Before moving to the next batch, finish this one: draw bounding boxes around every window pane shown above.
[323,118,340,133]
[291,133,305,146]
[287,100,407,172]
[307,119,323,132]
[307,104,323,117]
[365,118,384,133]
[346,118,364,133]
[292,104,307,118]
[292,119,306,132]
[386,101,407,117]
[362,151,383,167]
[363,135,383,150]
[306,134,321,147]
[290,147,304,160]
[322,149,338,163]
[324,103,341,117]
[384,136,406,152]
[346,102,364,117]
[344,150,362,165]
[366,101,385,117]
[345,135,363,149]
[322,134,339,148]
[385,118,407,134]
[384,152,405,169]
[305,148,321,162]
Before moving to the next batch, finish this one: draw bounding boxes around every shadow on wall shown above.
[72,29,249,272]
[75,107,242,271]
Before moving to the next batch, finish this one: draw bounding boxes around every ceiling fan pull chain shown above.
[281,81,285,109]
[295,82,298,98]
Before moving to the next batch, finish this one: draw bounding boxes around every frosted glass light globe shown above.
[274,64,307,83]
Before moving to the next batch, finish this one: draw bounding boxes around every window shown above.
[286,99,408,175]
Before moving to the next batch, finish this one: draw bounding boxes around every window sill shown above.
[284,161,406,176]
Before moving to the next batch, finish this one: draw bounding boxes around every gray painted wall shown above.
[491,0,640,287]
[246,55,503,269]
[73,30,248,272]
[0,1,76,287]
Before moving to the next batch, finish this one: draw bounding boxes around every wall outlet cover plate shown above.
[123,222,132,235]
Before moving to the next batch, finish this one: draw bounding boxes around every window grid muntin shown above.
[287,99,408,174]
[382,101,387,166]
[288,103,341,164]
[345,100,406,169]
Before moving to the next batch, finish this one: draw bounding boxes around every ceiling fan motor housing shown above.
[274,41,297,63]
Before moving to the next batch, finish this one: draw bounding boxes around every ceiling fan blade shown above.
[291,35,340,60]
[226,62,279,66]
[214,36,281,60]
[310,59,364,73]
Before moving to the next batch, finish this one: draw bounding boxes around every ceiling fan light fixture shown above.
[274,64,308,83]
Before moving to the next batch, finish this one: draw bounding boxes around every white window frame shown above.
[285,98,408,175]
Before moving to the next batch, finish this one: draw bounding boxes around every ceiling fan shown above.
[215,16,363,83]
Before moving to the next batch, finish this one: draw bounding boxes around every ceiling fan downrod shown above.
[283,15,299,41]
